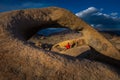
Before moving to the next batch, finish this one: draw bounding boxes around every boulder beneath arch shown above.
[0,7,120,80]
[51,38,90,56]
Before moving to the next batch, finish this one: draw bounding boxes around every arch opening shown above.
[28,26,82,51]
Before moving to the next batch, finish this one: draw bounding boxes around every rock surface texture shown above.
[0,7,120,80]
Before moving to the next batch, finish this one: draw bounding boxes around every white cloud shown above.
[76,7,120,31]
[76,7,98,17]
[110,12,118,16]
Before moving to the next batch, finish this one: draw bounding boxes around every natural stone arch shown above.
[1,7,83,41]
[0,7,120,80]
[1,7,119,60]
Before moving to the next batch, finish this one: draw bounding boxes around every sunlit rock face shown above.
[0,7,120,80]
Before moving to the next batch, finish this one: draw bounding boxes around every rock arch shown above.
[0,7,120,80]
[1,7,119,60]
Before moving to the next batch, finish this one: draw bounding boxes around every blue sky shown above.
[0,0,120,13]
[0,0,120,14]
[0,0,120,31]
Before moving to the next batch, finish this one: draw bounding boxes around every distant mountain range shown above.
[37,28,120,36]
[37,28,68,36]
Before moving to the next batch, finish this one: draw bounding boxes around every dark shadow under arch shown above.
[10,17,70,41]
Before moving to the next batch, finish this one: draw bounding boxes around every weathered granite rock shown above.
[51,38,91,57]
[58,45,91,57]
[0,7,120,80]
